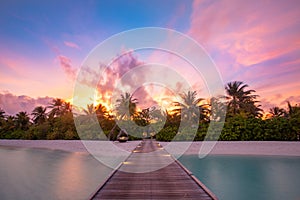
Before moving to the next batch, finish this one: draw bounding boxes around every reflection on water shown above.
[179,155,300,200]
[0,146,113,200]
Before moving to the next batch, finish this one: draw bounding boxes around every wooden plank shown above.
[91,140,218,200]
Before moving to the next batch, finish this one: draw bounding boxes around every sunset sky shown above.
[0,0,300,115]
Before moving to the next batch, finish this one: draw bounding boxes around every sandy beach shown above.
[160,141,300,156]
[0,140,300,156]
[0,140,140,154]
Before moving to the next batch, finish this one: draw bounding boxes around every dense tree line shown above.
[0,81,299,141]
[0,99,78,140]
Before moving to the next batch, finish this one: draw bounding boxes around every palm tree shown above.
[95,103,109,120]
[31,106,47,124]
[82,103,109,120]
[285,101,300,119]
[165,110,181,126]
[62,102,72,114]
[286,102,300,140]
[4,116,15,132]
[247,103,263,118]
[80,103,99,124]
[115,92,138,120]
[0,108,6,127]
[269,106,286,118]
[173,91,207,123]
[83,103,95,115]
[136,108,151,126]
[149,107,166,122]
[210,96,227,121]
[15,111,30,130]
[108,93,138,140]
[225,81,261,117]
[48,98,64,117]
[0,115,16,135]
[0,108,5,119]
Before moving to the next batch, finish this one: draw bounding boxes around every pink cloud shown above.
[0,52,33,77]
[64,41,80,50]
[189,0,300,67]
[133,86,157,110]
[98,52,149,106]
[281,96,300,107]
[187,0,300,111]
[57,55,78,80]
[145,48,208,96]
[166,3,186,28]
[76,51,168,109]
[0,92,53,116]
[43,37,61,55]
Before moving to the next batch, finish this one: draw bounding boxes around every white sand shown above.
[160,141,300,156]
[0,140,300,156]
[0,140,141,154]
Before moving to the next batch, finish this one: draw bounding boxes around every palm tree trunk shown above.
[109,123,117,141]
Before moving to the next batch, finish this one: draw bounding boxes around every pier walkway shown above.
[91,140,217,199]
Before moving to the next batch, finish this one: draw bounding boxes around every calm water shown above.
[2,146,300,200]
[179,155,300,200]
[0,146,113,200]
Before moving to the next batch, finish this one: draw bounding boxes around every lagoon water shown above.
[2,144,300,200]
[0,146,113,200]
[179,155,300,200]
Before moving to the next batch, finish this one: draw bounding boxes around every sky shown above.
[0,0,300,115]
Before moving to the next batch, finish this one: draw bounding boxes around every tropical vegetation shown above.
[0,81,299,141]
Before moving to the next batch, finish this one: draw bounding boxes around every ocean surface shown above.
[0,146,113,200]
[179,155,300,200]
[2,145,300,200]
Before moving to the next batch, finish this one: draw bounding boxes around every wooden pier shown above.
[91,140,218,199]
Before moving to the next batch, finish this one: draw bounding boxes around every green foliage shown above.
[9,130,25,139]
[28,122,51,139]
[0,84,299,142]
[45,113,78,140]
[221,115,254,141]
[264,117,297,141]
[0,106,80,140]
[155,111,299,142]
[226,81,262,117]
[15,111,30,131]
[156,126,178,141]
[76,121,106,140]
[115,92,138,120]
[173,126,198,141]
[195,123,208,140]
[31,106,47,124]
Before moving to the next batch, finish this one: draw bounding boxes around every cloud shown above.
[187,0,300,110]
[100,52,154,108]
[260,98,277,112]
[280,95,300,107]
[166,3,186,28]
[44,39,80,81]
[64,41,80,50]
[133,86,158,110]
[93,51,207,110]
[75,50,171,110]
[189,0,300,66]
[43,37,61,55]
[145,47,209,97]
[57,55,78,80]
[0,92,53,116]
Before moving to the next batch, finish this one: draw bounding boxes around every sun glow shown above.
[65,97,73,104]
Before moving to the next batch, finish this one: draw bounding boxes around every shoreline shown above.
[0,139,140,154]
[160,141,300,157]
[0,140,300,156]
